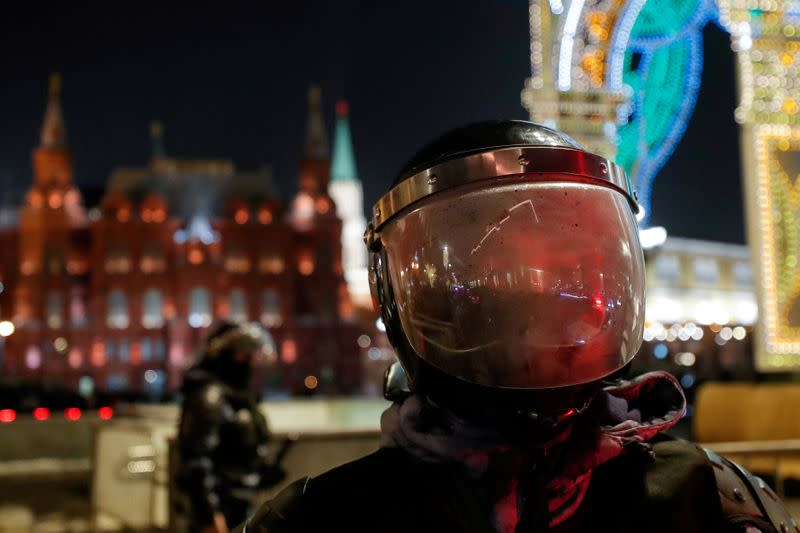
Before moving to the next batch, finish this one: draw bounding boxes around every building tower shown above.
[11,73,89,379]
[298,85,330,196]
[328,101,369,306]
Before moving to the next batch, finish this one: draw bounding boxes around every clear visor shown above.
[380,177,645,389]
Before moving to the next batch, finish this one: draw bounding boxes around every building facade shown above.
[0,78,365,398]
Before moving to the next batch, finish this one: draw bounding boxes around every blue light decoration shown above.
[609,0,718,224]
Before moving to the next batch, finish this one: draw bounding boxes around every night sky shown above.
[0,2,743,242]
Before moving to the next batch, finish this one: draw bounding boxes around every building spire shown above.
[40,73,67,149]
[331,101,358,182]
[150,120,166,158]
[304,85,328,159]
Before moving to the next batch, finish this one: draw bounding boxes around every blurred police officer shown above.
[177,321,285,533]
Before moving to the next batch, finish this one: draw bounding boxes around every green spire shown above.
[331,100,358,182]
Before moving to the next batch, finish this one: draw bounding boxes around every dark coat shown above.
[236,436,795,532]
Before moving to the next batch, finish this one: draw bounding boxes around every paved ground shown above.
[0,474,91,533]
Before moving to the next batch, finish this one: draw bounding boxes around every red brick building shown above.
[0,76,363,397]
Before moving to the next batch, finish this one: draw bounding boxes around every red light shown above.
[64,407,82,421]
[98,406,113,420]
[33,407,50,421]
[0,409,16,423]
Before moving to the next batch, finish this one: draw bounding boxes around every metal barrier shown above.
[91,399,387,531]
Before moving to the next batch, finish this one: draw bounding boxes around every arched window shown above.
[224,245,251,273]
[297,249,315,276]
[45,245,64,275]
[258,248,285,274]
[70,286,88,327]
[260,289,282,327]
[141,338,152,362]
[142,289,165,329]
[25,345,42,369]
[154,338,166,361]
[118,339,130,363]
[229,289,248,323]
[45,291,64,329]
[105,244,131,274]
[188,287,212,328]
[107,290,129,329]
[140,243,166,274]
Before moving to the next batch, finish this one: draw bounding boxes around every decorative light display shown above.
[715,0,800,370]
[614,0,717,219]
[752,125,800,366]
[524,0,716,223]
[525,0,800,369]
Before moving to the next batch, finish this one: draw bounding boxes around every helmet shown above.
[365,121,644,415]
[206,321,277,361]
[201,321,277,388]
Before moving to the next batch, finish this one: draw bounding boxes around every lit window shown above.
[257,208,273,224]
[338,284,353,319]
[107,373,129,392]
[130,341,142,364]
[48,191,63,209]
[68,347,83,369]
[297,249,315,276]
[188,287,212,328]
[66,255,88,275]
[107,290,130,329]
[142,289,165,329]
[154,338,166,361]
[105,245,131,273]
[141,338,152,362]
[693,257,719,285]
[91,339,106,367]
[230,289,248,323]
[653,254,681,284]
[733,261,753,287]
[118,339,130,363]
[234,208,249,225]
[140,244,166,273]
[281,338,297,364]
[45,246,64,275]
[315,197,330,215]
[260,289,282,327]
[258,249,285,274]
[45,291,64,329]
[70,287,88,328]
[26,345,42,369]
[78,376,94,397]
[187,247,205,265]
[105,340,115,362]
[224,246,251,273]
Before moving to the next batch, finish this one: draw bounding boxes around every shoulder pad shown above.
[704,448,799,532]
[238,477,309,533]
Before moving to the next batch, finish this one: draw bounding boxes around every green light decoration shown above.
[614,0,716,222]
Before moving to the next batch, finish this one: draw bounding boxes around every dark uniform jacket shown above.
[237,438,796,532]
[237,371,797,532]
[177,367,278,527]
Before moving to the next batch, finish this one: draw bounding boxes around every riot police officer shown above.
[177,321,285,533]
[236,121,795,532]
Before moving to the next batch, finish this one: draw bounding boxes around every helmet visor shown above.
[380,178,644,389]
